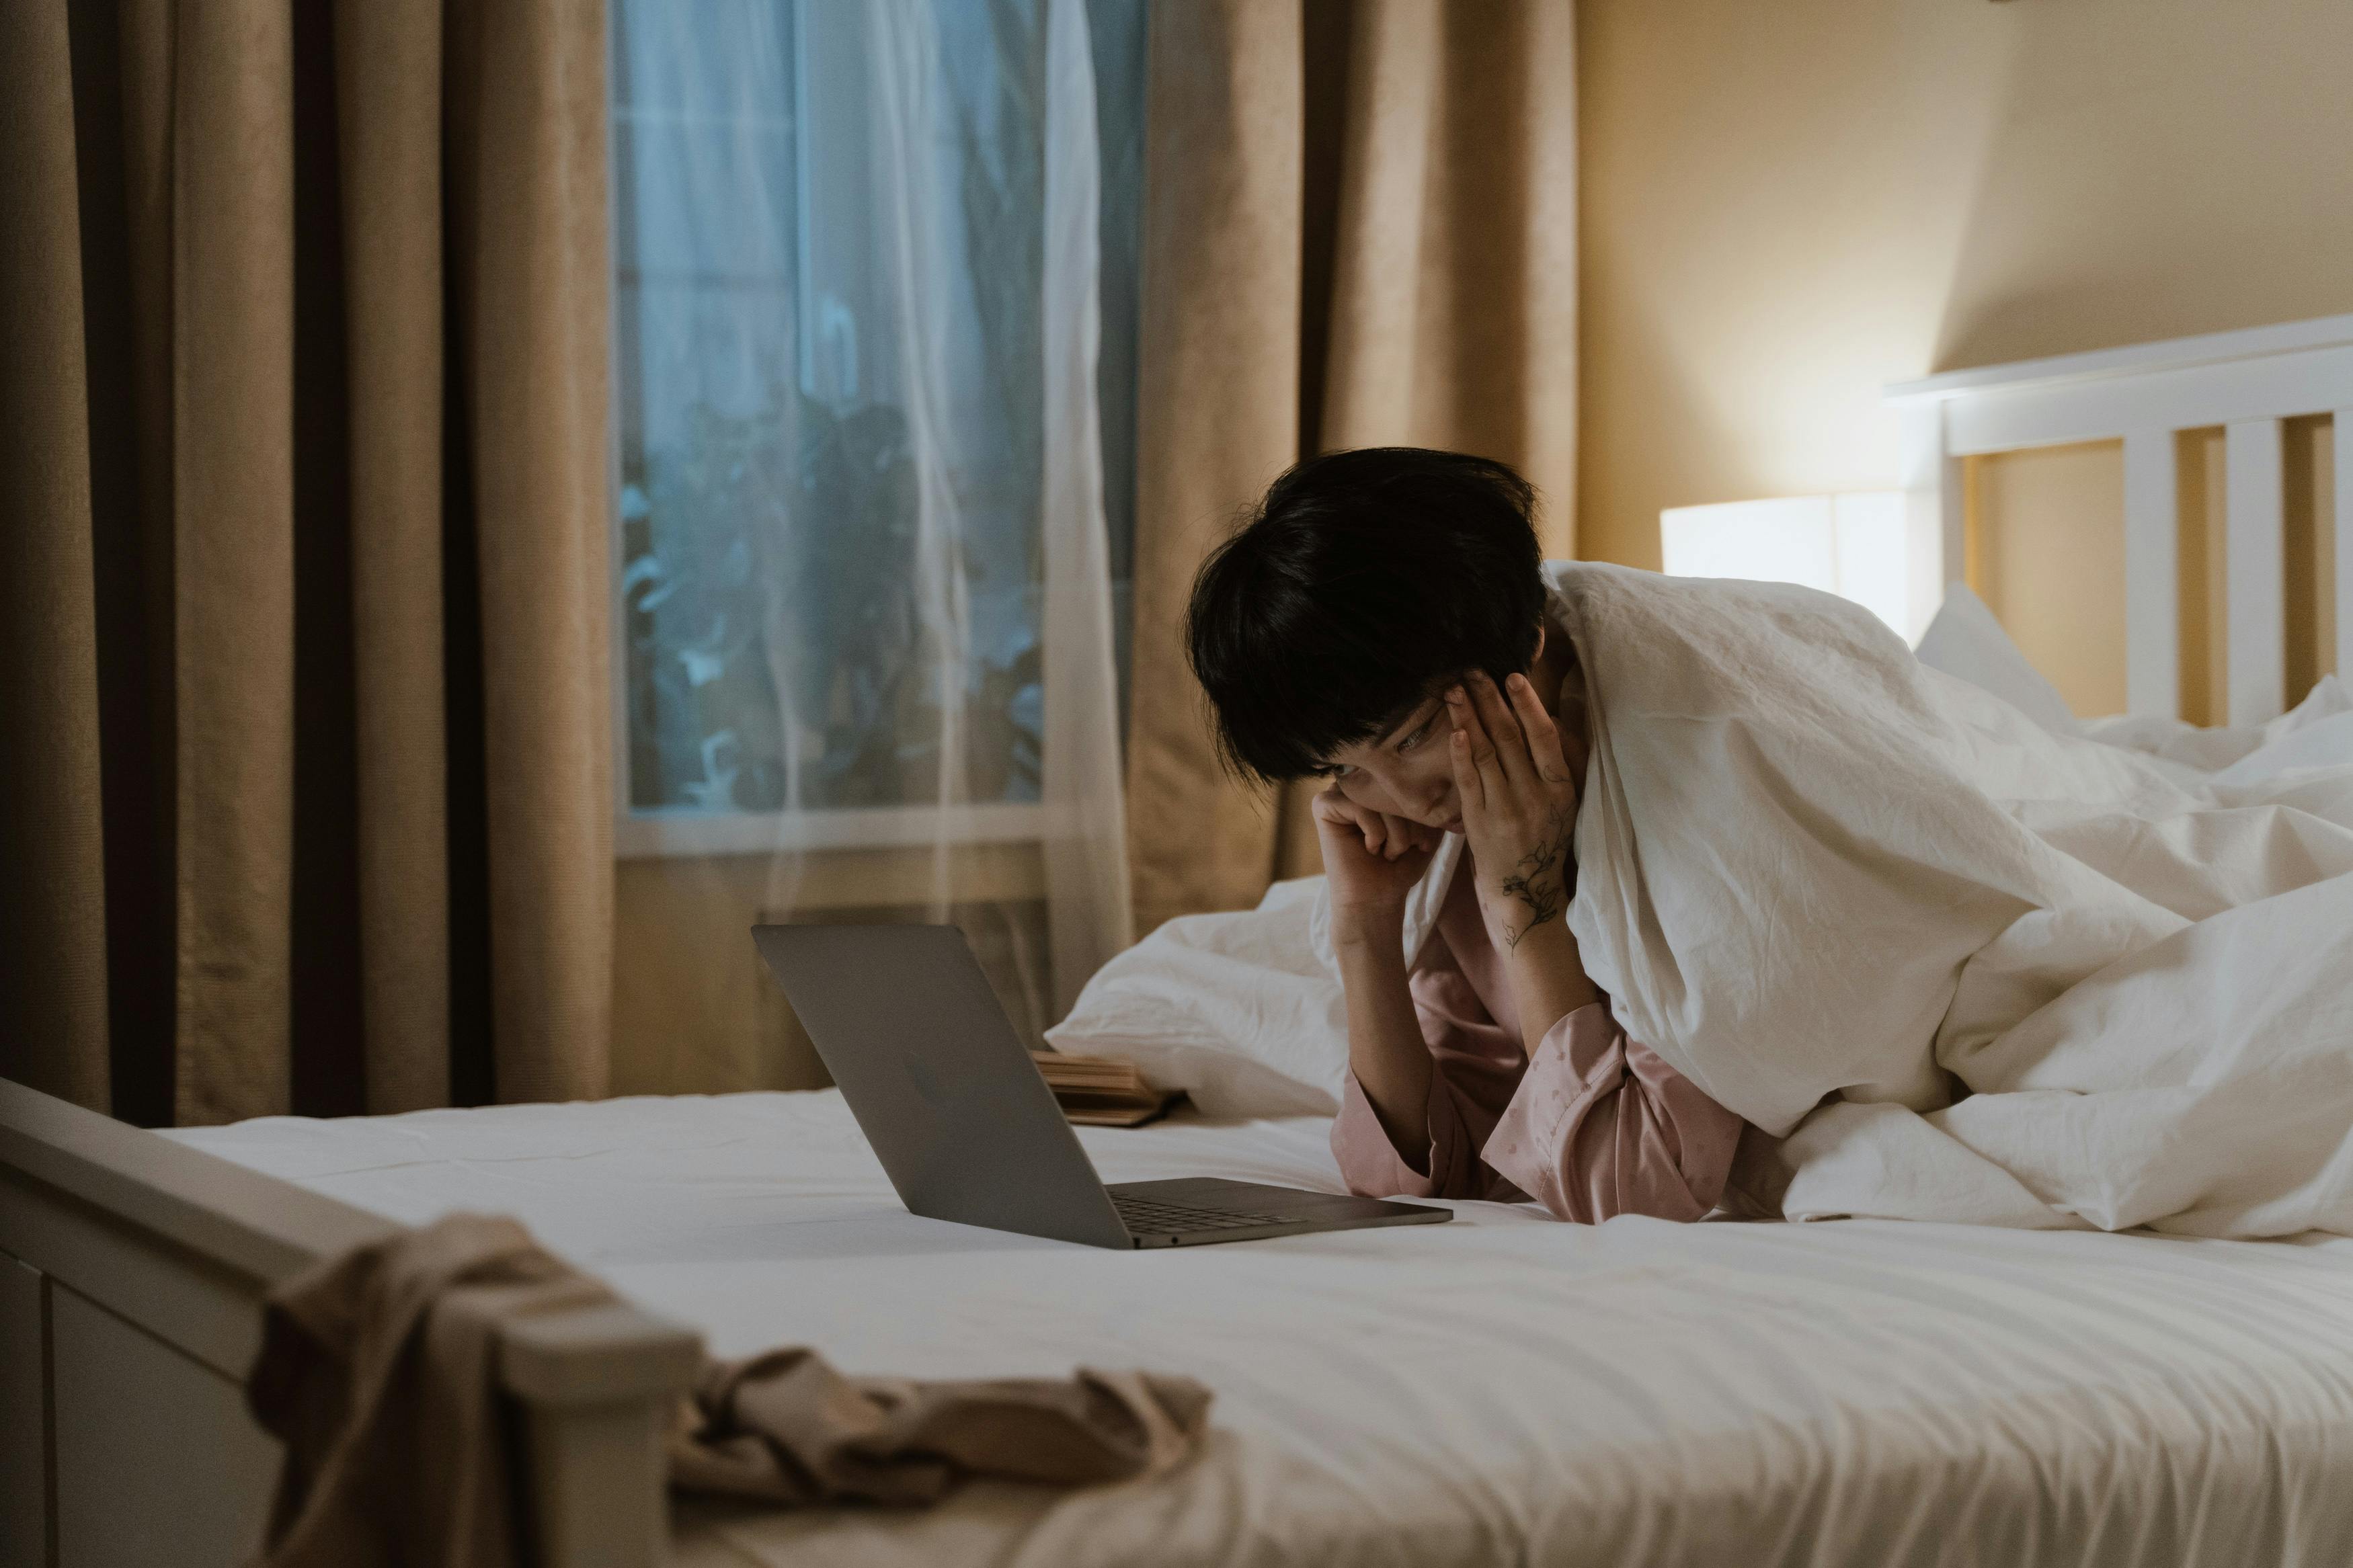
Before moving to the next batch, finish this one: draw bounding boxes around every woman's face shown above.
[1314,625,1558,834]
[1316,690,1464,833]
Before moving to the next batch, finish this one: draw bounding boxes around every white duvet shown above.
[1549,565,2353,1237]
[170,1092,2353,1568]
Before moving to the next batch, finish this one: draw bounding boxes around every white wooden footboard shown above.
[0,1078,701,1568]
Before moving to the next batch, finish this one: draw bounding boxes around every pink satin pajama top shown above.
[1332,860,1747,1224]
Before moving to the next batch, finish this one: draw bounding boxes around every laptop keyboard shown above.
[1112,1196,1289,1235]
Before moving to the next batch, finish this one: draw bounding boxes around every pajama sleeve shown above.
[1480,1003,1745,1223]
[1330,919,1533,1203]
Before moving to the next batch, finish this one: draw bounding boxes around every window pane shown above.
[612,0,1140,817]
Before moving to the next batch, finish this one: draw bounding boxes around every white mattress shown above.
[171,1092,2353,1567]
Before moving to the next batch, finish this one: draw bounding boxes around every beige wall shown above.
[1578,0,2353,712]
[1968,441,2127,716]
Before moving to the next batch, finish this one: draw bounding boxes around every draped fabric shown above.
[0,0,614,1124]
[1126,0,1579,932]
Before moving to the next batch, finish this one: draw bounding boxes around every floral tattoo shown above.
[1497,804,1574,948]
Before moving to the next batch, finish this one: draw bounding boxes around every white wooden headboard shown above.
[1886,315,2353,724]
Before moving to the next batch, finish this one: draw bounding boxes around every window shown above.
[608,0,1142,857]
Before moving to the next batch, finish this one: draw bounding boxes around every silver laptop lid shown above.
[751,923,1131,1248]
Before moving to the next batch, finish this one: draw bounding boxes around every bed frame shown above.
[0,1078,699,1567]
[3,315,2347,1568]
[1889,311,2353,723]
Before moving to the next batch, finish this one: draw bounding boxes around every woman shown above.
[1185,448,1745,1223]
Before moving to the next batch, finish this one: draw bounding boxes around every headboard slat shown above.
[2122,429,2182,720]
[2225,419,2289,725]
[2336,411,2352,684]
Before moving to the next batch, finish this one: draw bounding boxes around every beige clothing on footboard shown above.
[247,1213,1211,1567]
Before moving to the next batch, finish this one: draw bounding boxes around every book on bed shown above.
[1030,1052,1185,1127]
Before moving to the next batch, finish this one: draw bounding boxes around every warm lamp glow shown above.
[1659,491,1919,643]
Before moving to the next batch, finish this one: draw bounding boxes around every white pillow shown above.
[1916,585,2353,782]
[1044,878,1349,1117]
[1912,582,2079,735]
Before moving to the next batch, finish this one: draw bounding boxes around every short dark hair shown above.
[1185,447,1546,784]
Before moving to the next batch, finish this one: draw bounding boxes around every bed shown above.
[5,313,2352,1567]
[169,1089,2353,1567]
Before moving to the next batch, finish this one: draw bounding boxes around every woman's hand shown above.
[1447,670,1581,950]
[1312,784,1440,921]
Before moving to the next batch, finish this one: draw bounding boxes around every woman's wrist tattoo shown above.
[1497,807,1574,948]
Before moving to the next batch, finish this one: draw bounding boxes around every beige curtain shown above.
[1127,0,1579,933]
[0,0,613,1125]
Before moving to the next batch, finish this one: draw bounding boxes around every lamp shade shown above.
[1659,491,1919,643]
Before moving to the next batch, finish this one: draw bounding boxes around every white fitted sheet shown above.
[171,1091,2353,1567]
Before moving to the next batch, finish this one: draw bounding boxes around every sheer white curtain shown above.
[859,0,1133,1016]
[1038,0,1136,1014]
[612,0,1134,1061]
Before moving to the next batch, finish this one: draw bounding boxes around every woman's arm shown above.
[1445,670,1745,1221]
[1445,669,1583,971]
[1312,786,1518,1192]
[1310,786,1443,1165]
[1490,916,1599,1058]
[1330,904,1438,1163]
[1449,674,1607,1065]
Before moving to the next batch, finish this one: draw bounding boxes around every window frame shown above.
[613,800,1048,860]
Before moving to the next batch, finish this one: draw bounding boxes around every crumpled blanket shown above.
[1546,562,2353,1237]
[248,1214,1213,1567]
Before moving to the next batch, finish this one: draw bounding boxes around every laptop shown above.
[752,923,1451,1249]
